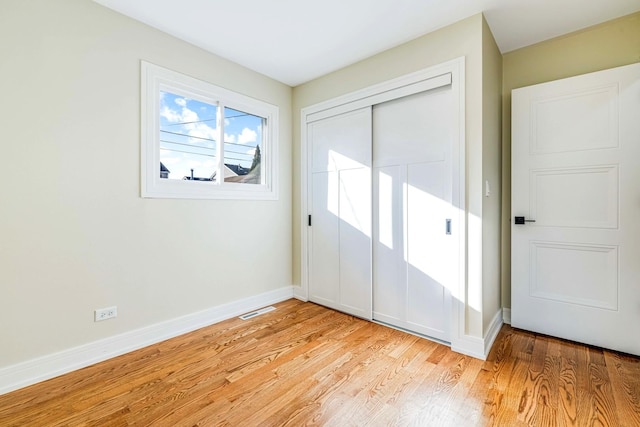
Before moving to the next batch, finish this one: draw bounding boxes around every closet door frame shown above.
[299,57,466,351]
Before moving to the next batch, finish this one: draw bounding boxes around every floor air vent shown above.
[239,306,276,320]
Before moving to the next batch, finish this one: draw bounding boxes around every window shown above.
[141,61,278,199]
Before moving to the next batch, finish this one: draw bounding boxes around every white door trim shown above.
[300,57,470,355]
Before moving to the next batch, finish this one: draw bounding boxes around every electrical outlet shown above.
[94,306,117,322]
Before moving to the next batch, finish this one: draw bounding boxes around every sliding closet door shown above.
[307,107,372,319]
[372,86,455,342]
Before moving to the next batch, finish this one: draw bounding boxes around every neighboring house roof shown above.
[210,164,249,181]
[224,163,260,184]
[183,164,253,182]
[209,164,238,181]
[160,162,170,173]
[225,164,249,176]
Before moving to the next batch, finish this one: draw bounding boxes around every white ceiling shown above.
[93,0,640,86]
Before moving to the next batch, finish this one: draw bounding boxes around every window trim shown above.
[141,61,279,200]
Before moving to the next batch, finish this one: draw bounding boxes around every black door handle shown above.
[514,216,536,225]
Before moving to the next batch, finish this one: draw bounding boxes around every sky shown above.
[159,91,263,180]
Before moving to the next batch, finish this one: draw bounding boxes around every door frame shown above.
[299,57,468,352]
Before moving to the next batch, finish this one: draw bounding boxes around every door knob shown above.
[514,216,536,225]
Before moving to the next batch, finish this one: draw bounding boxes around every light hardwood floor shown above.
[0,299,638,426]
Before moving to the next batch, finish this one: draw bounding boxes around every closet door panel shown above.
[308,107,372,319]
[372,165,405,321]
[339,168,372,313]
[372,86,454,342]
[406,162,451,338]
[372,87,452,168]
[311,110,371,173]
[309,171,340,305]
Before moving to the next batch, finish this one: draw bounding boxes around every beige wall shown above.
[0,0,292,368]
[501,12,640,308]
[481,17,503,332]
[293,14,503,338]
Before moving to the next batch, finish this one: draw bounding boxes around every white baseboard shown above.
[483,309,503,357]
[293,284,308,302]
[0,286,294,396]
[451,309,503,360]
[502,308,511,325]
[451,335,486,360]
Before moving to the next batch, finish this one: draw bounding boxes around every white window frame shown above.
[141,61,279,200]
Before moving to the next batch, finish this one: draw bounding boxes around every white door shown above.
[372,87,456,342]
[511,62,640,356]
[307,107,372,319]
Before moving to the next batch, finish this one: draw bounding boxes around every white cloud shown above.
[160,106,181,123]
[237,127,257,144]
[188,122,217,141]
[160,103,199,126]
[180,107,199,123]
[175,98,187,107]
[160,104,218,143]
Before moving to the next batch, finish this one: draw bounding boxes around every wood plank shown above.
[604,350,640,427]
[586,347,621,427]
[0,302,638,426]
[490,326,533,425]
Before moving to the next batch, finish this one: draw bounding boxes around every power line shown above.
[160,129,261,148]
[223,156,251,163]
[223,147,253,156]
[164,112,253,127]
[161,129,215,143]
[160,139,216,151]
[160,140,252,157]
[165,117,215,126]
[223,140,260,148]
[160,148,251,163]
[225,112,253,120]
[160,148,215,158]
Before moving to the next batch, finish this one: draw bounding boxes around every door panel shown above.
[308,107,372,319]
[310,171,339,305]
[406,162,450,337]
[531,84,618,154]
[529,242,618,310]
[373,86,452,167]
[311,109,372,173]
[530,166,618,228]
[338,167,372,313]
[372,166,405,321]
[372,88,454,342]
[512,62,640,356]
